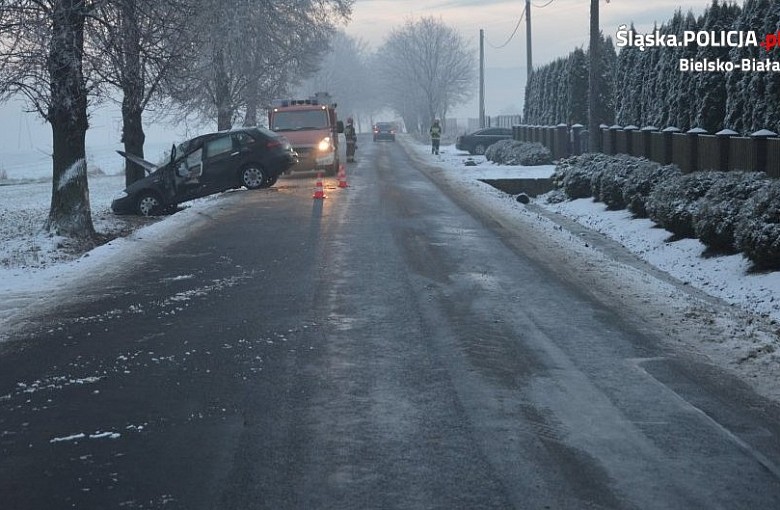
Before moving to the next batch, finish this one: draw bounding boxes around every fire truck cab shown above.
[268,92,344,176]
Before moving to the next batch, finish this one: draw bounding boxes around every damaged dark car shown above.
[111,127,298,216]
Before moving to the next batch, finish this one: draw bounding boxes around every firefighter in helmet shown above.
[345,117,357,162]
[429,118,442,155]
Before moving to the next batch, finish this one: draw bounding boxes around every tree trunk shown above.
[243,76,258,126]
[45,0,95,240]
[120,0,146,186]
[122,103,146,186]
[243,101,257,127]
[214,48,233,131]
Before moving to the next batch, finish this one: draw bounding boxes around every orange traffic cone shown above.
[313,171,326,199]
[337,164,348,188]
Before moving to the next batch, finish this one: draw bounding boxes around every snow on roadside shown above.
[1,138,779,398]
[406,139,780,400]
[411,140,780,325]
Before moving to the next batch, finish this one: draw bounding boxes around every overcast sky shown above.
[346,0,717,68]
[0,0,720,153]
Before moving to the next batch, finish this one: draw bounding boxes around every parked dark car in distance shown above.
[112,127,297,216]
[373,122,396,142]
[455,127,513,155]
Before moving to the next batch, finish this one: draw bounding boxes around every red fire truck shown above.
[268,92,344,176]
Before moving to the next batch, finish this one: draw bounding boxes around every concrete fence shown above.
[511,124,780,178]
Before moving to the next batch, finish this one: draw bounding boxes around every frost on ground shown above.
[0,174,157,269]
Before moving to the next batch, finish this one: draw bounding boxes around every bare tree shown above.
[171,0,353,131]
[377,17,474,134]
[88,0,197,185]
[295,31,377,127]
[0,0,97,239]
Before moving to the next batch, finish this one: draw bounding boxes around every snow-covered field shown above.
[1,136,779,399]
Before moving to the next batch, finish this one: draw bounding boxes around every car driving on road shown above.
[111,127,297,216]
[373,122,397,142]
[455,127,513,155]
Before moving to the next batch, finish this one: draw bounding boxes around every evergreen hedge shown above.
[693,172,770,254]
[485,140,552,166]
[548,154,779,269]
[734,180,780,269]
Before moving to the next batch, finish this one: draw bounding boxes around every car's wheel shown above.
[326,162,338,177]
[240,164,266,190]
[474,143,487,155]
[263,175,278,188]
[136,192,164,217]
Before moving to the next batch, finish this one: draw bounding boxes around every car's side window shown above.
[204,136,233,159]
[177,148,203,180]
[186,148,202,167]
[232,133,254,148]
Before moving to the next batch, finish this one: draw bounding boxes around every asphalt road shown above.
[1,135,780,509]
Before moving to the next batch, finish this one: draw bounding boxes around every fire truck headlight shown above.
[317,137,333,152]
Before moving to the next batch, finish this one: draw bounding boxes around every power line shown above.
[533,0,555,8]
[485,5,527,50]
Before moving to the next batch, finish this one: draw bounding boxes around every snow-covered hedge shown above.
[593,155,658,210]
[646,171,725,239]
[550,154,779,269]
[552,153,611,199]
[622,163,682,218]
[485,139,552,166]
[693,172,770,254]
[734,180,780,269]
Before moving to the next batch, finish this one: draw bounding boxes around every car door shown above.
[170,146,206,201]
[201,134,241,192]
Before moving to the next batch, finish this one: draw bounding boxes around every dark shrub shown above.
[594,155,651,210]
[734,180,780,269]
[693,172,770,254]
[485,139,552,166]
[646,171,727,238]
[484,139,515,162]
[623,163,682,218]
[556,153,610,199]
[543,188,568,204]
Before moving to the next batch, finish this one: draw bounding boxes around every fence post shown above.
[641,126,658,159]
[686,127,707,173]
[751,129,778,173]
[571,124,584,155]
[624,125,638,156]
[715,129,738,171]
[555,123,569,159]
[599,124,609,154]
[661,126,680,165]
[608,125,622,155]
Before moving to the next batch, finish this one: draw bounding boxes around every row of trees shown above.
[0,0,352,238]
[522,35,616,128]
[297,17,475,138]
[523,0,780,136]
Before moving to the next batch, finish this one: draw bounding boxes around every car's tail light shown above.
[266,139,282,149]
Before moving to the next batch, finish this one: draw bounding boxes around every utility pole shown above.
[526,0,533,78]
[588,0,600,152]
[480,29,485,128]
